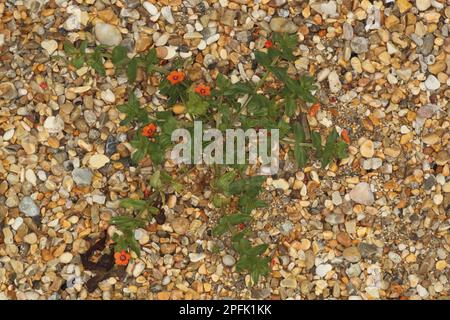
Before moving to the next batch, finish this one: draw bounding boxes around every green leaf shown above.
[71,55,85,69]
[127,234,141,257]
[216,171,236,193]
[149,170,162,190]
[226,213,251,225]
[311,131,323,157]
[285,96,296,117]
[127,58,138,83]
[79,40,88,53]
[87,56,105,76]
[63,41,77,55]
[336,141,348,159]
[293,123,307,168]
[112,45,128,65]
[119,199,147,209]
[254,51,271,68]
[249,244,268,256]
[186,90,209,116]
[212,222,228,237]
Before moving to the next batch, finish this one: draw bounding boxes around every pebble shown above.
[44,116,65,134]
[0,82,18,101]
[360,139,375,158]
[424,75,440,91]
[59,252,73,264]
[222,255,236,267]
[143,2,158,16]
[72,168,93,186]
[343,247,361,263]
[269,17,298,33]
[41,40,58,55]
[316,264,332,277]
[349,182,374,206]
[189,253,206,263]
[350,37,369,54]
[416,0,431,11]
[172,217,189,235]
[327,70,342,93]
[19,197,40,218]
[272,179,289,190]
[94,23,122,46]
[88,154,110,169]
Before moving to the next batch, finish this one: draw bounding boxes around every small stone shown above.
[19,197,40,218]
[417,104,439,119]
[222,255,236,267]
[316,264,332,277]
[349,182,374,206]
[189,253,205,263]
[417,285,428,298]
[161,6,175,24]
[133,262,145,277]
[59,252,73,264]
[280,277,297,288]
[436,260,447,271]
[72,168,93,186]
[350,37,369,54]
[105,135,118,156]
[424,75,440,91]
[360,139,375,158]
[272,179,289,191]
[41,40,58,55]
[44,116,65,134]
[0,82,18,101]
[172,217,189,235]
[23,233,38,244]
[325,213,345,225]
[433,194,443,205]
[336,232,352,247]
[143,2,158,15]
[422,133,440,145]
[269,17,298,33]
[328,70,342,93]
[88,154,110,169]
[416,0,431,11]
[343,247,361,263]
[268,0,287,7]
[94,23,122,46]
[420,34,435,55]
[331,191,343,206]
[397,0,412,13]
[388,252,402,264]
[100,89,115,103]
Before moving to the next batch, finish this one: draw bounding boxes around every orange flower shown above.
[309,102,320,117]
[194,84,211,97]
[264,40,273,48]
[142,123,157,138]
[167,71,185,85]
[341,129,350,144]
[114,250,131,266]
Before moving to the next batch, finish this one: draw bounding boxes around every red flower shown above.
[341,129,350,144]
[194,84,211,97]
[142,123,157,138]
[308,102,320,117]
[264,40,273,48]
[114,250,131,266]
[167,71,185,85]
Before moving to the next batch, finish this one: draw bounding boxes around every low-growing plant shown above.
[63,33,348,285]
